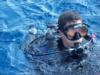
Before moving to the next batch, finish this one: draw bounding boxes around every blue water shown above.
[0,0,100,75]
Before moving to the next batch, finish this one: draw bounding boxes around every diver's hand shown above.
[58,30,74,48]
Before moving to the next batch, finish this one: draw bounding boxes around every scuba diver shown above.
[23,11,96,70]
[57,11,96,68]
[57,11,91,49]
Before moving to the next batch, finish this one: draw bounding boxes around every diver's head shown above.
[58,11,88,48]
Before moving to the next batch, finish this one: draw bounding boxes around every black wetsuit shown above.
[57,38,87,63]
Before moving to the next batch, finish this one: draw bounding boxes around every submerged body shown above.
[22,26,93,69]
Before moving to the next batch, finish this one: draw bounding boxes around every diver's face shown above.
[59,20,84,48]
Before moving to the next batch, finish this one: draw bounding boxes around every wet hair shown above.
[58,11,82,30]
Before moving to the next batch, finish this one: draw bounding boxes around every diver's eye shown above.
[66,29,76,37]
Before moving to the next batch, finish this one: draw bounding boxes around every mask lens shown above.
[75,26,88,36]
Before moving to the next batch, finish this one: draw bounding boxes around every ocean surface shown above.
[0,0,100,75]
